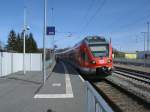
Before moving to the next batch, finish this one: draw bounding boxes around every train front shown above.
[85,36,113,75]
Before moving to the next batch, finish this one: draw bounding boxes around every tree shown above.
[6,30,17,51]
[6,30,38,53]
[16,33,23,52]
[26,33,38,53]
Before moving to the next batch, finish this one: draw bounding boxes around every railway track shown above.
[93,80,150,112]
[82,68,150,112]
[112,67,150,103]
[114,70,150,84]
[115,66,150,79]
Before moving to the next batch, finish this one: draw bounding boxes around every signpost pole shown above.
[43,0,47,84]
[44,6,55,85]
[51,8,55,61]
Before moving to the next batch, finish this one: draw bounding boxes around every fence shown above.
[0,52,42,77]
[114,58,150,67]
[85,81,113,112]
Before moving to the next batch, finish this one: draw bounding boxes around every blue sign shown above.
[46,26,55,35]
[54,45,57,49]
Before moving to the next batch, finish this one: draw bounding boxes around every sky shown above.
[0,0,150,52]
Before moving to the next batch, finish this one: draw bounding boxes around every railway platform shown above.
[0,60,113,112]
[0,61,86,112]
[33,62,86,112]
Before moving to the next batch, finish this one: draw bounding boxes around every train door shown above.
[80,49,88,66]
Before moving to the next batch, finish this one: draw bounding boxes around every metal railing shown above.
[114,58,150,67]
[85,81,113,112]
[45,55,56,78]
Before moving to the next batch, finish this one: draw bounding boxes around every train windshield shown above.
[89,44,109,57]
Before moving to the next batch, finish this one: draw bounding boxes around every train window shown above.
[89,44,109,57]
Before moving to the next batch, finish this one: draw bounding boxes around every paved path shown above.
[0,61,86,112]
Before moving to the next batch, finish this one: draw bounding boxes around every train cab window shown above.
[89,44,109,57]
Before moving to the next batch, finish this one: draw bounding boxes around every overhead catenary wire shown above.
[115,14,150,30]
[79,0,97,31]
[80,0,106,34]
[107,13,150,46]
[108,10,150,35]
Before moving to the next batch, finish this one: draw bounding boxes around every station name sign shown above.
[46,26,55,35]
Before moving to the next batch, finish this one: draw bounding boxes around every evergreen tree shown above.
[6,30,17,51]
[25,34,29,52]
[27,33,38,53]
[16,33,23,52]
[6,30,38,53]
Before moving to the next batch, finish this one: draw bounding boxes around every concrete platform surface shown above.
[0,61,86,112]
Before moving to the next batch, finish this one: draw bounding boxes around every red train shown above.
[56,36,113,76]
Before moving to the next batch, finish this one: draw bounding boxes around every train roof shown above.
[84,36,108,45]
[56,36,109,55]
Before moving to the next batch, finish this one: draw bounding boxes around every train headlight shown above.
[91,60,96,64]
[107,59,111,63]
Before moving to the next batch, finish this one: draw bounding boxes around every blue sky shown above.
[0,0,150,52]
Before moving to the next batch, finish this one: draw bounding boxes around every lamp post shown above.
[23,7,30,75]
[23,7,26,75]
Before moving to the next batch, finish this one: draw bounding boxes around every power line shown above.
[80,0,97,30]
[81,0,106,34]
[118,14,150,29]
[108,13,150,34]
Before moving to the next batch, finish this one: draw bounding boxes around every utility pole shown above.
[141,32,146,67]
[43,0,47,84]
[141,32,146,52]
[147,22,149,51]
[23,7,26,75]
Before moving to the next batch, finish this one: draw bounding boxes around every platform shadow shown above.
[52,61,79,76]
